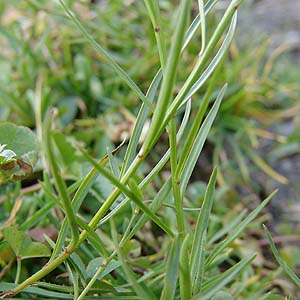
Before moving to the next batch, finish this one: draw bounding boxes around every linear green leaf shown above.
[206,190,277,265]
[180,85,226,193]
[59,0,150,107]
[141,0,192,153]
[181,12,237,106]
[191,168,217,294]
[196,254,256,299]
[80,149,174,237]
[207,209,248,246]
[160,238,181,300]
[198,0,206,55]
[263,225,300,289]
[179,235,192,300]
[176,57,224,177]
[111,220,157,300]
[44,110,79,247]
[182,0,218,50]
[121,70,162,175]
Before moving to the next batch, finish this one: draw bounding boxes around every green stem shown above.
[143,0,167,70]
[141,0,192,155]
[14,258,21,284]
[9,249,72,296]
[159,0,240,136]
[169,119,185,236]
[77,257,108,300]
[198,0,206,56]
[44,110,79,247]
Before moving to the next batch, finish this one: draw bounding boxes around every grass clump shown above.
[0,0,298,299]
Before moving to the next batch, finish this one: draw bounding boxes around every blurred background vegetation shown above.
[0,0,299,298]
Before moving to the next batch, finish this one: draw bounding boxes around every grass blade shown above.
[180,12,237,106]
[141,0,192,153]
[198,0,206,55]
[263,225,300,289]
[191,168,217,293]
[207,209,248,246]
[179,235,192,300]
[163,1,239,126]
[206,190,277,265]
[80,149,174,237]
[182,0,217,51]
[50,148,114,261]
[59,0,150,107]
[121,70,162,175]
[197,254,256,299]
[44,110,79,247]
[180,85,226,193]
[160,238,181,300]
[176,57,224,176]
[111,220,157,300]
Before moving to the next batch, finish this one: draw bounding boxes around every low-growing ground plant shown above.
[0,0,298,299]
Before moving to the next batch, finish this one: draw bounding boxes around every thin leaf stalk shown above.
[14,258,21,284]
[169,119,185,236]
[44,110,79,248]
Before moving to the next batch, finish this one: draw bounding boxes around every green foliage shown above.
[0,123,38,183]
[2,226,50,259]
[0,0,298,299]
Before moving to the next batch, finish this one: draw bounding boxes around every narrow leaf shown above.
[207,190,277,265]
[160,238,181,300]
[197,254,256,299]
[179,235,192,300]
[180,85,226,193]
[59,0,150,107]
[263,225,300,288]
[80,149,174,237]
[111,220,157,300]
[207,209,248,246]
[191,168,217,293]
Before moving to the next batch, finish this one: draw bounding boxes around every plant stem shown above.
[7,249,72,297]
[169,119,185,236]
[159,0,241,134]
[44,110,79,247]
[14,258,21,284]
[141,0,192,155]
[143,0,167,71]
